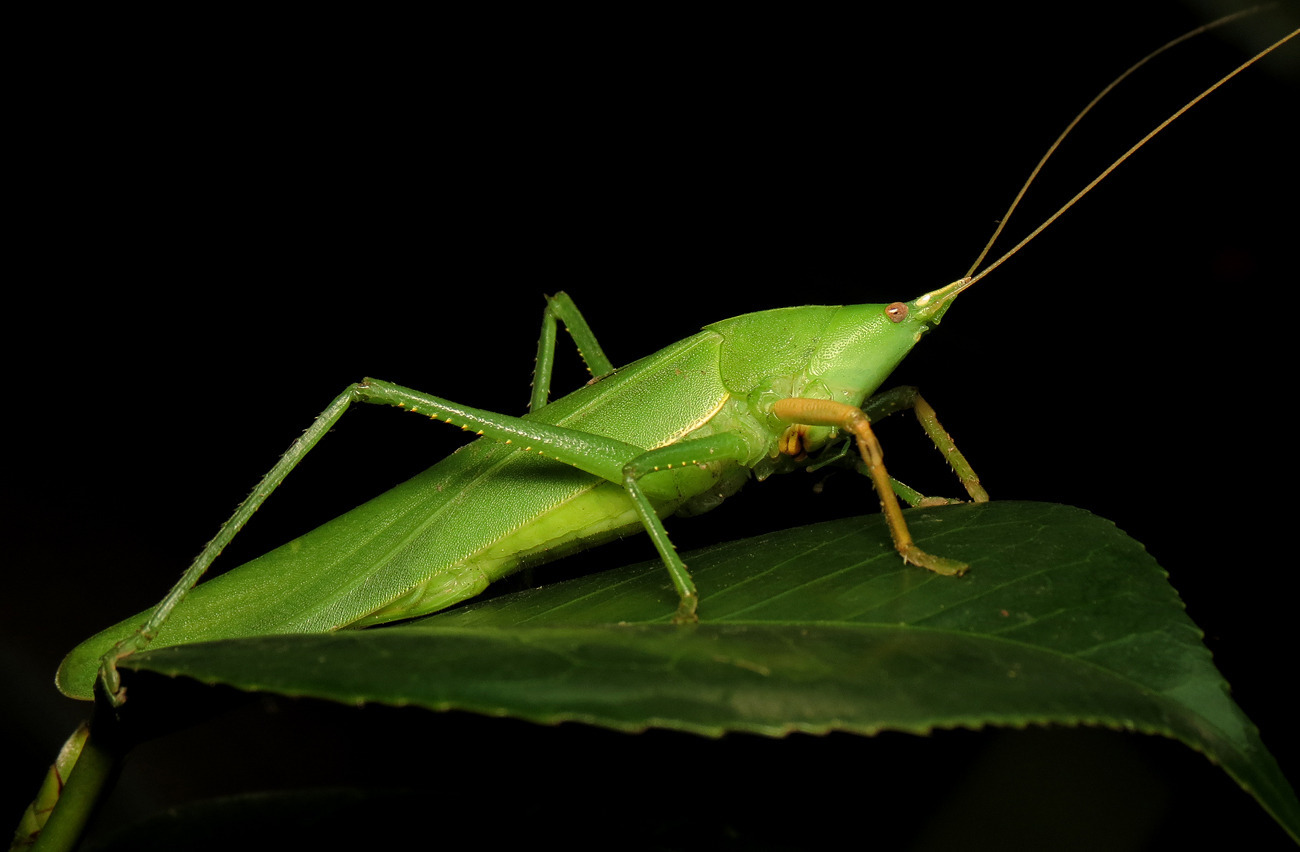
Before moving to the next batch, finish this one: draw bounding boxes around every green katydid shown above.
[50,14,1297,706]
[57,270,986,701]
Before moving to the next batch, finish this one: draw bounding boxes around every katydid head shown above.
[814,277,973,409]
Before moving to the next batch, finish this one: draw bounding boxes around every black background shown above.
[5,2,1298,848]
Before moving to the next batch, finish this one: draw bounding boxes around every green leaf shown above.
[120,501,1299,841]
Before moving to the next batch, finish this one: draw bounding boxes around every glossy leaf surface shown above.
[118,501,1300,841]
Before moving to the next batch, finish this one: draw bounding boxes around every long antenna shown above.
[962,7,1296,288]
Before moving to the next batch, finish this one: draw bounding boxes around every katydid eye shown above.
[885,302,908,322]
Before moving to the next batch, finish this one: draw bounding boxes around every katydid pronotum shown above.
[11,5,1297,849]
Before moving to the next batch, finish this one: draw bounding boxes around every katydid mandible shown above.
[54,20,1297,706]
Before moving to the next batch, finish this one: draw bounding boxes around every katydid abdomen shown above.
[56,332,721,698]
